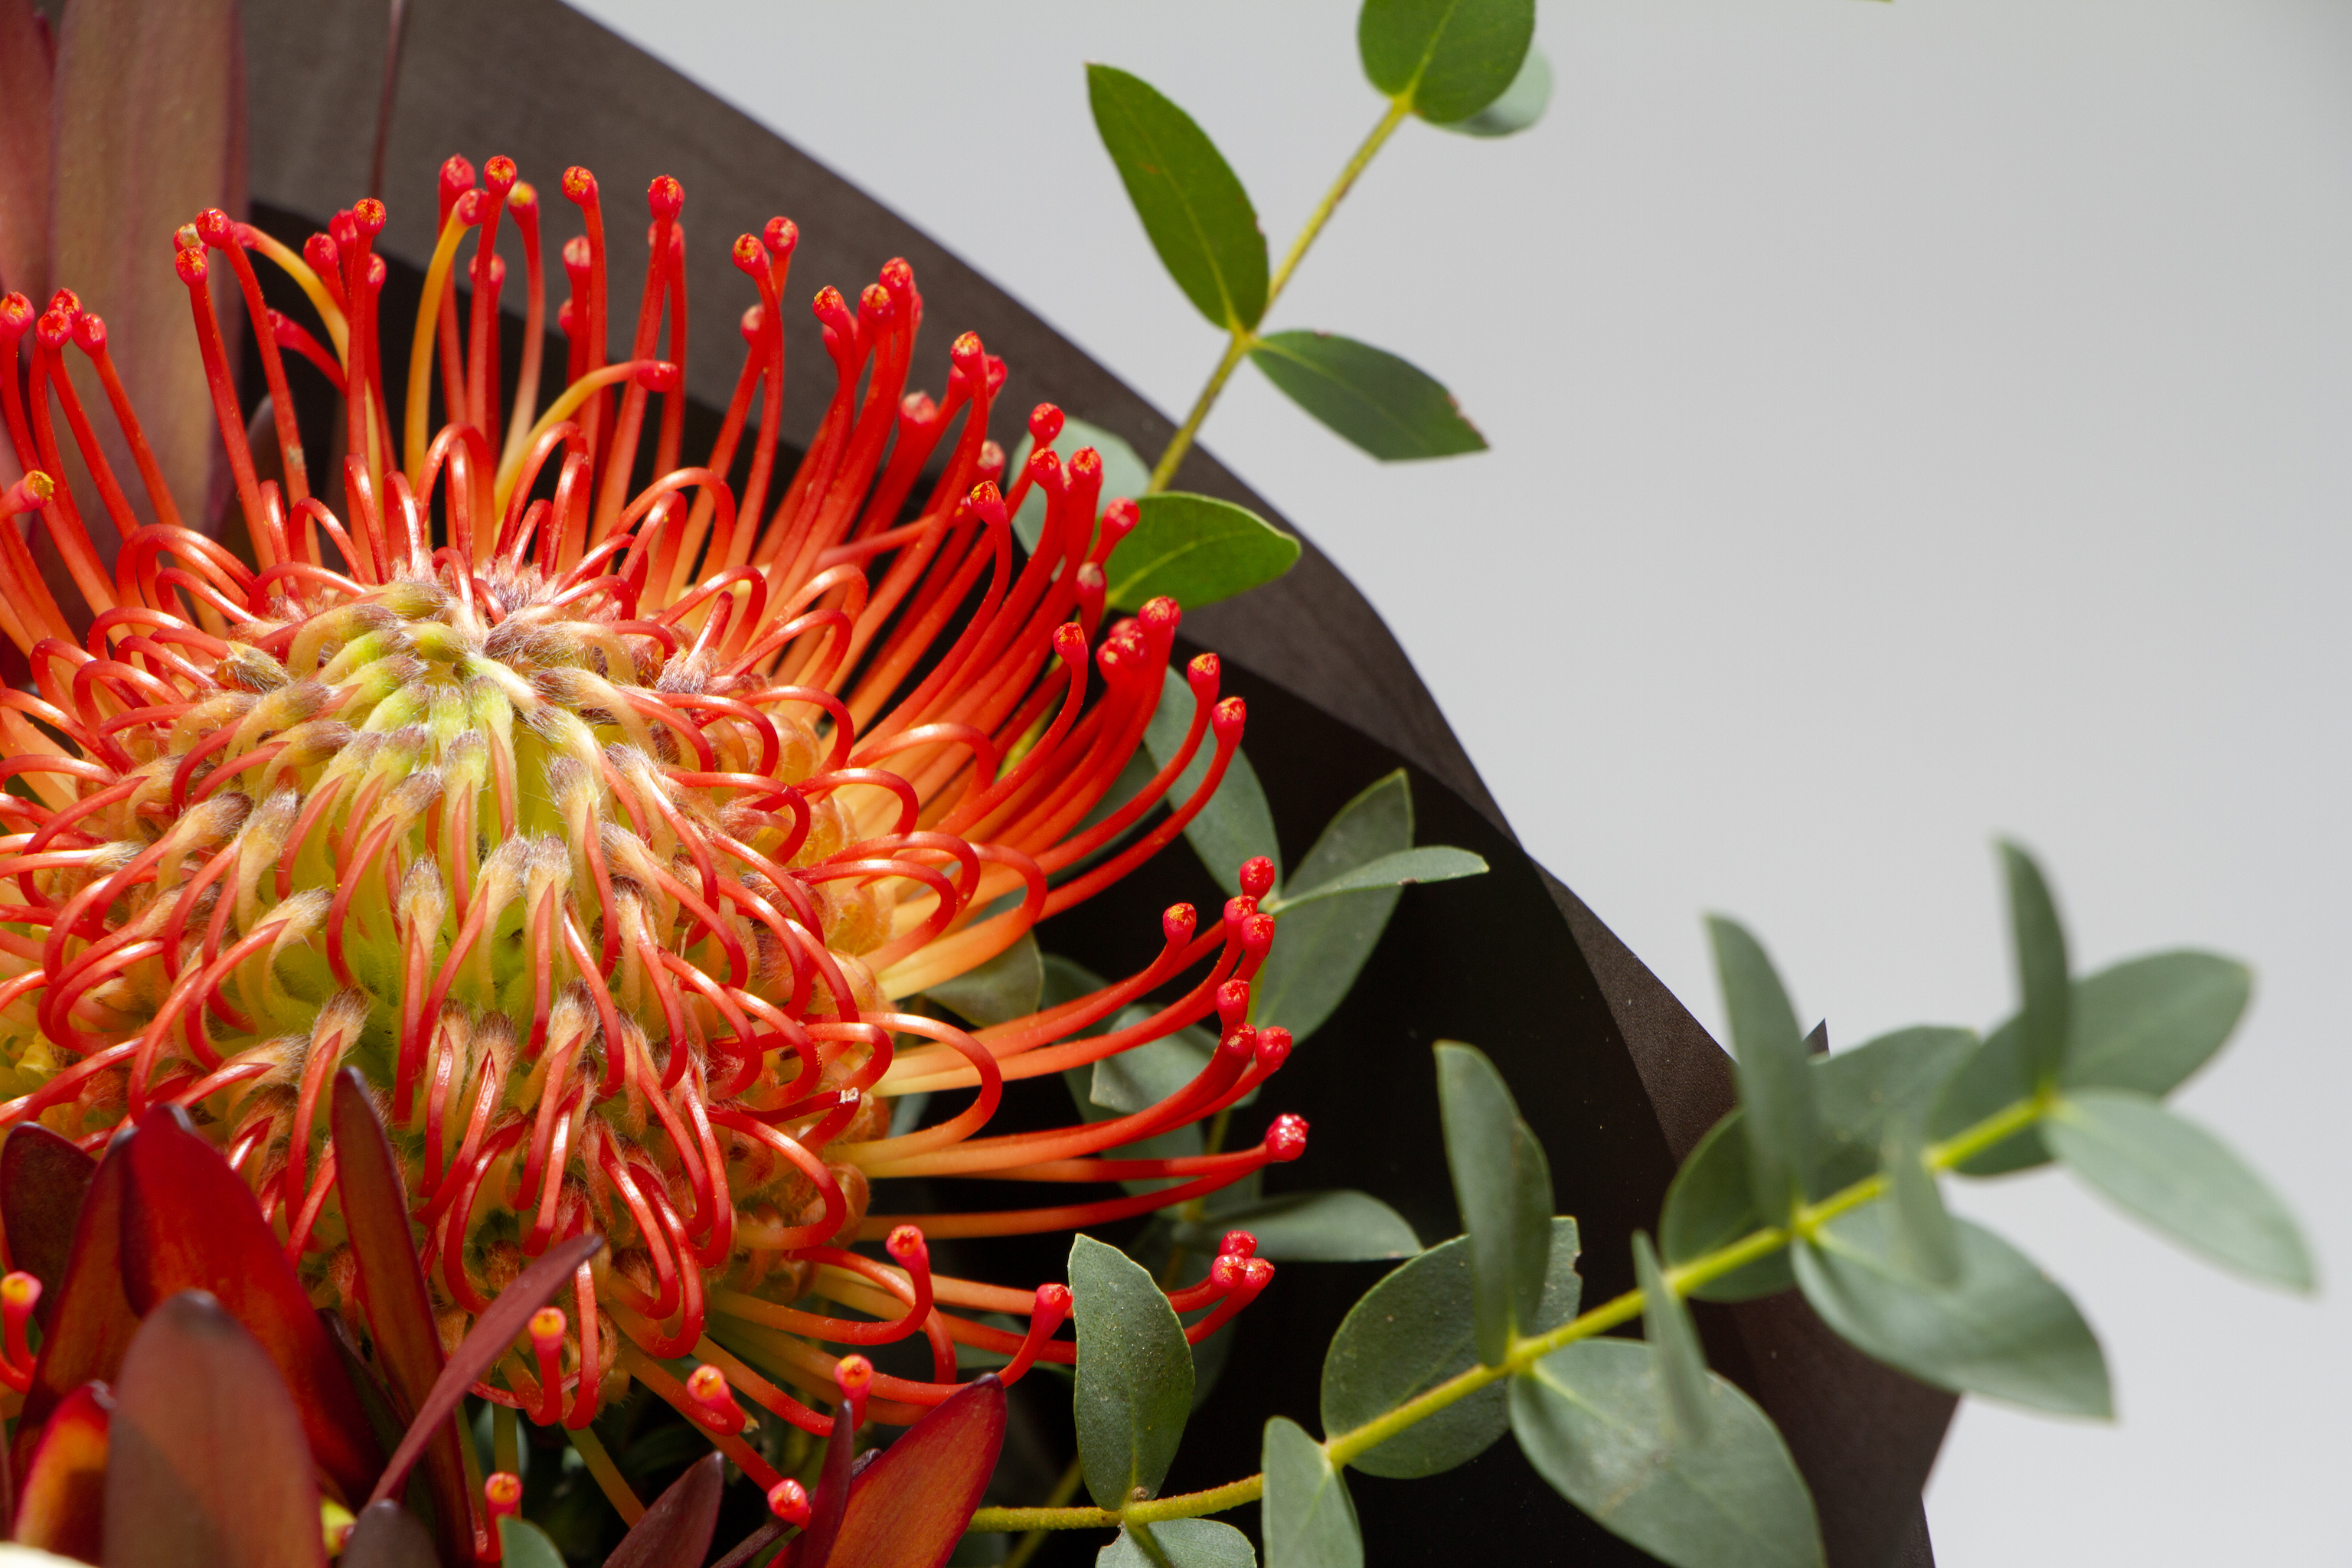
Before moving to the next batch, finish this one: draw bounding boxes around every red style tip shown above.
[812,286,852,335]
[508,180,539,215]
[1050,622,1087,662]
[175,247,208,285]
[1218,1025,1256,1060]
[1065,447,1103,487]
[969,481,1008,529]
[1163,903,1198,946]
[1254,1025,1292,1072]
[1238,856,1276,900]
[439,155,477,206]
[1219,1230,1259,1259]
[686,1363,750,1433]
[635,361,681,393]
[2,472,56,514]
[71,312,106,353]
[1210,1252,1246,1291]
[885,1224,929,1267]
[763,216,798,257]
[195,207,237,248]
[1138,595,1181,640]
[1034,1282,1074,1325]
[949,331,985,372]
[1211,696,1247,743]
[303,232,341,278]
[1216,978,1251,1032]
[732,234,766,276]
[34,309,69,351]
[767,1478,812,1527]
[528,1305,567,1352]
[46,287,80,321]
[483,155,519,194]
[880,256,914,295]
[835,1354,875,1396]
[1187,651,1220,696]
[1241,912,1276,959]
[352,198,386,237]
[740,304,765,341]
[562,166,598,204]
[1030,403,1064,446]
[561,234,592,280]
[0,292,31,335]
[648,175,684,220]
[485,1472,522,1519]
[1222,897,1257,936]
[453,189,488,227]
[1266,1113,1309,1161]
[977,441,1007,485]
[859,282,893,322]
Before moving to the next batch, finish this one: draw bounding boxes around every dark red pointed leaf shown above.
[2,1123,97,1328]
[825,1378,1007,1568]
[117,1105,381,1504]
[102,1290,318,1568]
[710,1522,786,1568]
[14,1131,136,1477]
[797,1389,860,1568]
[0,0,53,311]
[341,1501,437,1568]
[332,1069,471,1566]
[606,1452,725,1568]
[364,1230,603,1510]
[13,1379,111,1561]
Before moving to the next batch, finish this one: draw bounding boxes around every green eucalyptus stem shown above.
[1146,97,1416,494]
[965,1087,2050,1535]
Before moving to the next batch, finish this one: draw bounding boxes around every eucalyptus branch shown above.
[965,1088,2050,1535]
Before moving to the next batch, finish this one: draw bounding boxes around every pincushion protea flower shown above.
[0,152,1307,1554]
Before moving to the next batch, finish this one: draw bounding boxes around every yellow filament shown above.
[403,211,475,489]
[243,229,348,361]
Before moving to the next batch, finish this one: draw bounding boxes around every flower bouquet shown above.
[0,2,2309,1566]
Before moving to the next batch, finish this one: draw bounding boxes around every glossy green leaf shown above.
[104,1291,321,1568]
[1664,1026,1973,1300]
[2047,1089,2311,1289]
[928,934,1044,1027]
[1793,1205,2111,1417]
[1109,492,1300,613]
[1634,1232,1710,1441]
[1071,1234,1194,1508]
[1009,416,1153,553]
[1319,1218,1579,1478]
[1707,917,1815,1221]
[1358,0,1536,125]
[1436,43,1551,137]
[1087,64,1267,331]
[2000,842,2070,1090]
[1142,665,1279,897]
[496,1520,569,1568]
[1260,1417,1361,1568]
[1100,1521,1257,1568]
[1249,772,1409,1042]
[1262,847,1486,911]
[1881,1114,1961,1287]
[2063,950,2252,1096]
[1511,1339,1824,1568]
[1173,1190,1421,1263]
[1248,332,1486,462]
[1434,1043,1552,1364]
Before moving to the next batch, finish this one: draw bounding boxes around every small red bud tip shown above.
[453,189,488,227]
[1254,1025,1292,1072]
[1219,1025,1256,1060]
[1163,903,1197,946]
[440,155,477,205]
[812,286,851,335]
[1102,496,1140,540]
[732,234,766,276]
[366,254,387,291]
[352,198,386,237]
[767,1478,812,1527]
[561,234,592,279]
[72,312,105,352]
[1219,1230,1259,1259]
[648,175,684,220]
[484,1472,522,1519]
[3,1271,41,1392]
[949,331,984,372]
[976,441,1006,485]
[1025,446,1060,485]
[880,256,913,295]
[1266,1113,1309,1161]
[303,232,340,277]
[528,1306,566,1351]
[2,472,57,516]
[764,216,798,257]
[195,207,236,247]
[1210,1253,1246,1290]
[1238,856,1276,900]
[885,1224,928,1266]
[34,310,68,350]
[635,361,681,394]
[562,166,598,204]
[47,287,80,320]
[1222,896,1256,935]
[740,304,765,341]
[969,481,1007,528]
[1243,1258,1276,1290]
[1029,403,1065,446]
[1242,912,1276,959]
[1216,978,1251,1031]
[1211,695,1248,743]
[329,209,358,247]
[483,155,518,194]
[1034,1282,1074,1325]
[1139,596,1180,639]
[1067,446,1104,485]
[835,1354,874,1396]
[686,1363,750,1433]
[860,282,893,319]
[1050,622,1087,662]
[175,247,208,285]
[508,180,538,214]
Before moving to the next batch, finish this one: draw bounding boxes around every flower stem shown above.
[1146,98,1416,495]
[1002,1456,1089,1568]
[965,1086,2051,1534]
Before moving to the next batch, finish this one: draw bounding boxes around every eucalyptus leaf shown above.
[1436,43,1551,136]
[1091,1014,1243,1115]
[1793,1205,2111,1417]
[926,934,1043,1027]
[1357,0,1537,126]
[1260,1417,1362,1568]
[1249,772,1410,1043]
[1706,917,1815,1221]
[2000,843,2071,1092]
[1064,1064,1204,1199]
[1321,1217,1580,1478]
[1926,1018,2052,1175]
[1248,332,1486,462]
[1070,1234,1196,1508]
[1261,847,1486,912]
[1100,1520,1258,1568]
[1510,1339,1824,1568]
[1882,1114,1961,1286]
[1109,492,1301,613]
[1434,1044,1552,1364]
[1634,1231,1710,1442]
[2063,950,2252,1096]
[1087,64,1268,331]
[1142,665,1279,897]
[2047,1089,2312,1290]
[1172,1190,1421,1263]
[495,1519,567,1568]
[1008,416,1153,554]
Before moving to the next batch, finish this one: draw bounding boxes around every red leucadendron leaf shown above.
[331,1068,472,1566]
[606,1452,725,1568]
[116,1104,382,1504]
[102,1290,319,1568]
[12,1379,111,1561]
[823,1377,1008,1568]
[1,1122,97,1329]
[13,1130,136,1479]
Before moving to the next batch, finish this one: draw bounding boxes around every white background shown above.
[567,2,2350,1560]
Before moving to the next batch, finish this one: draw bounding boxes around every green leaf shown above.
[1357,0,1537,126]
[1664,1026,1974,1300]
[1172,1190,1421,1263]
[1321,1218,1580,1478]
[1510,1339,1825,1568]
[1434,1044,1553,1365]
[1926,1018,2051,1175]
[2063,951,2252,1097]
[1792,1205,2111,1417]
[1091,1016,1232,1115]
[1260,1417,1362,1568]
[1262,847,1486,911]
[1008,416,1153,554]
[1065,1061,1205,1199]
[1109,492,1301,613]
[1142,665,1279,897]
[1634,1231,1710,1441]
[2000,841,2071,1091]
[1070,1234,1196,1508]
[1248,772,1409,1043]
[1706,917,1815,1220]
[1881,1114,1961,1287]
[926,933,1043,1027]
[1086,64,1268,331]
[1248,332,1487,462]
[1435,43,1551,137]
[2046,1089,2313,1290]
[496,1519,568,1568]
[1101,1520,1258,1568]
